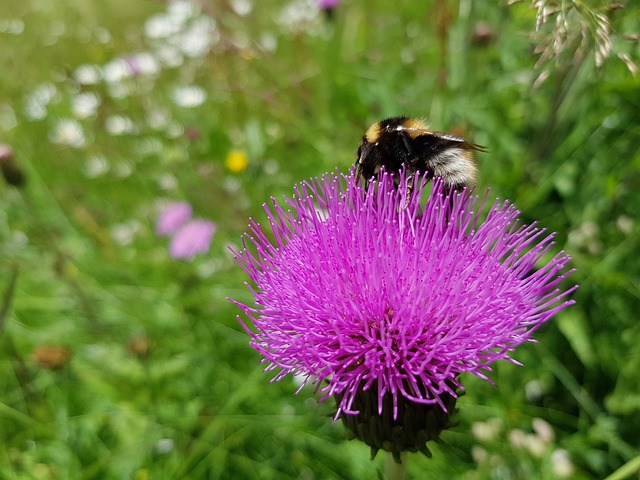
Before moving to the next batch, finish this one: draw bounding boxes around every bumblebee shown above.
[355,116,486,192]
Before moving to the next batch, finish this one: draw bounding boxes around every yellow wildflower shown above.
[225,149,249,173]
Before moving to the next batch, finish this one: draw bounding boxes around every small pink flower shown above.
[318,0,340,9]
[156,202,192,236]
[169,219,216,260]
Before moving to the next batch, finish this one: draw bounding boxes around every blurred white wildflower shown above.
[223,177,242,194]
[145,8,186,40]
[471,418,503,443]
[11,230,29,247]
[73,64,103,85]
[154,438,175,455]
[158,173,179,191]
[230,0,253,17]
[230,30,250,50]
[551,449,575,478]
[278,0,322,34]
[532,417,555,444]
[126,52,161,76]
[42,21,66,47]
[166,122,185,139]
[146,107,172,131]
[105,82,131,100]
[257,32,278,53]
[103,58,131,84]
[263,158,280,175]
[155,45,184,68]
[167,0,198,26]
[105,115,136,136]
[145,1,218,59]
[24,83,58,120]
[83,155,110,178]
[179,17,218,58]
[145,14,178,40]
[49,119,86,147]
[567,221,602,255]
[602,113,620,129]
[0,104,18,131]
[525,379,547,402]
[507,429,528,450]
[471,445,489,464]
[507,422,552,458]
[0,19,25,35]
[72,92,101,119]
[172,85,206,108]
[103,52,160,83]
[94,26,112,44]
[113,162,134,178]
[137,137,163,156]
[111,220,142,246]
[524,432,547,457]
[616,215,633,235]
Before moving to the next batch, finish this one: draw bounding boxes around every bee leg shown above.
[402,174,414,209]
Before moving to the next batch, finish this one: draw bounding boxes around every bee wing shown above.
[427,130,488,153]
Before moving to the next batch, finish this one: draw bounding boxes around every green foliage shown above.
[1,0,639,478]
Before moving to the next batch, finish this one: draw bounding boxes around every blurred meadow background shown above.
[1,0,639,478]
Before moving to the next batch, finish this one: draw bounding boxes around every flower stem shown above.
[385,452,407,480]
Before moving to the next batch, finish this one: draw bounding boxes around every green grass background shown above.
[1,0,639,478]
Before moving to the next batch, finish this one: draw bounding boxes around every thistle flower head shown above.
[230,169,576,454]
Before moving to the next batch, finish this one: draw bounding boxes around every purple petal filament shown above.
[230,169,576,419]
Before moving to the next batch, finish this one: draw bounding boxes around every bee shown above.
[355,116,486,193]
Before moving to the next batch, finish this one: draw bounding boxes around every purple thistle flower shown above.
[169,219,216,260]
[230,169,576,456]
[156,201,192,236]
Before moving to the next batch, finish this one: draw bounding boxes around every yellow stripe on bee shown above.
[398,118,430,139]
[364,122,381,143]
